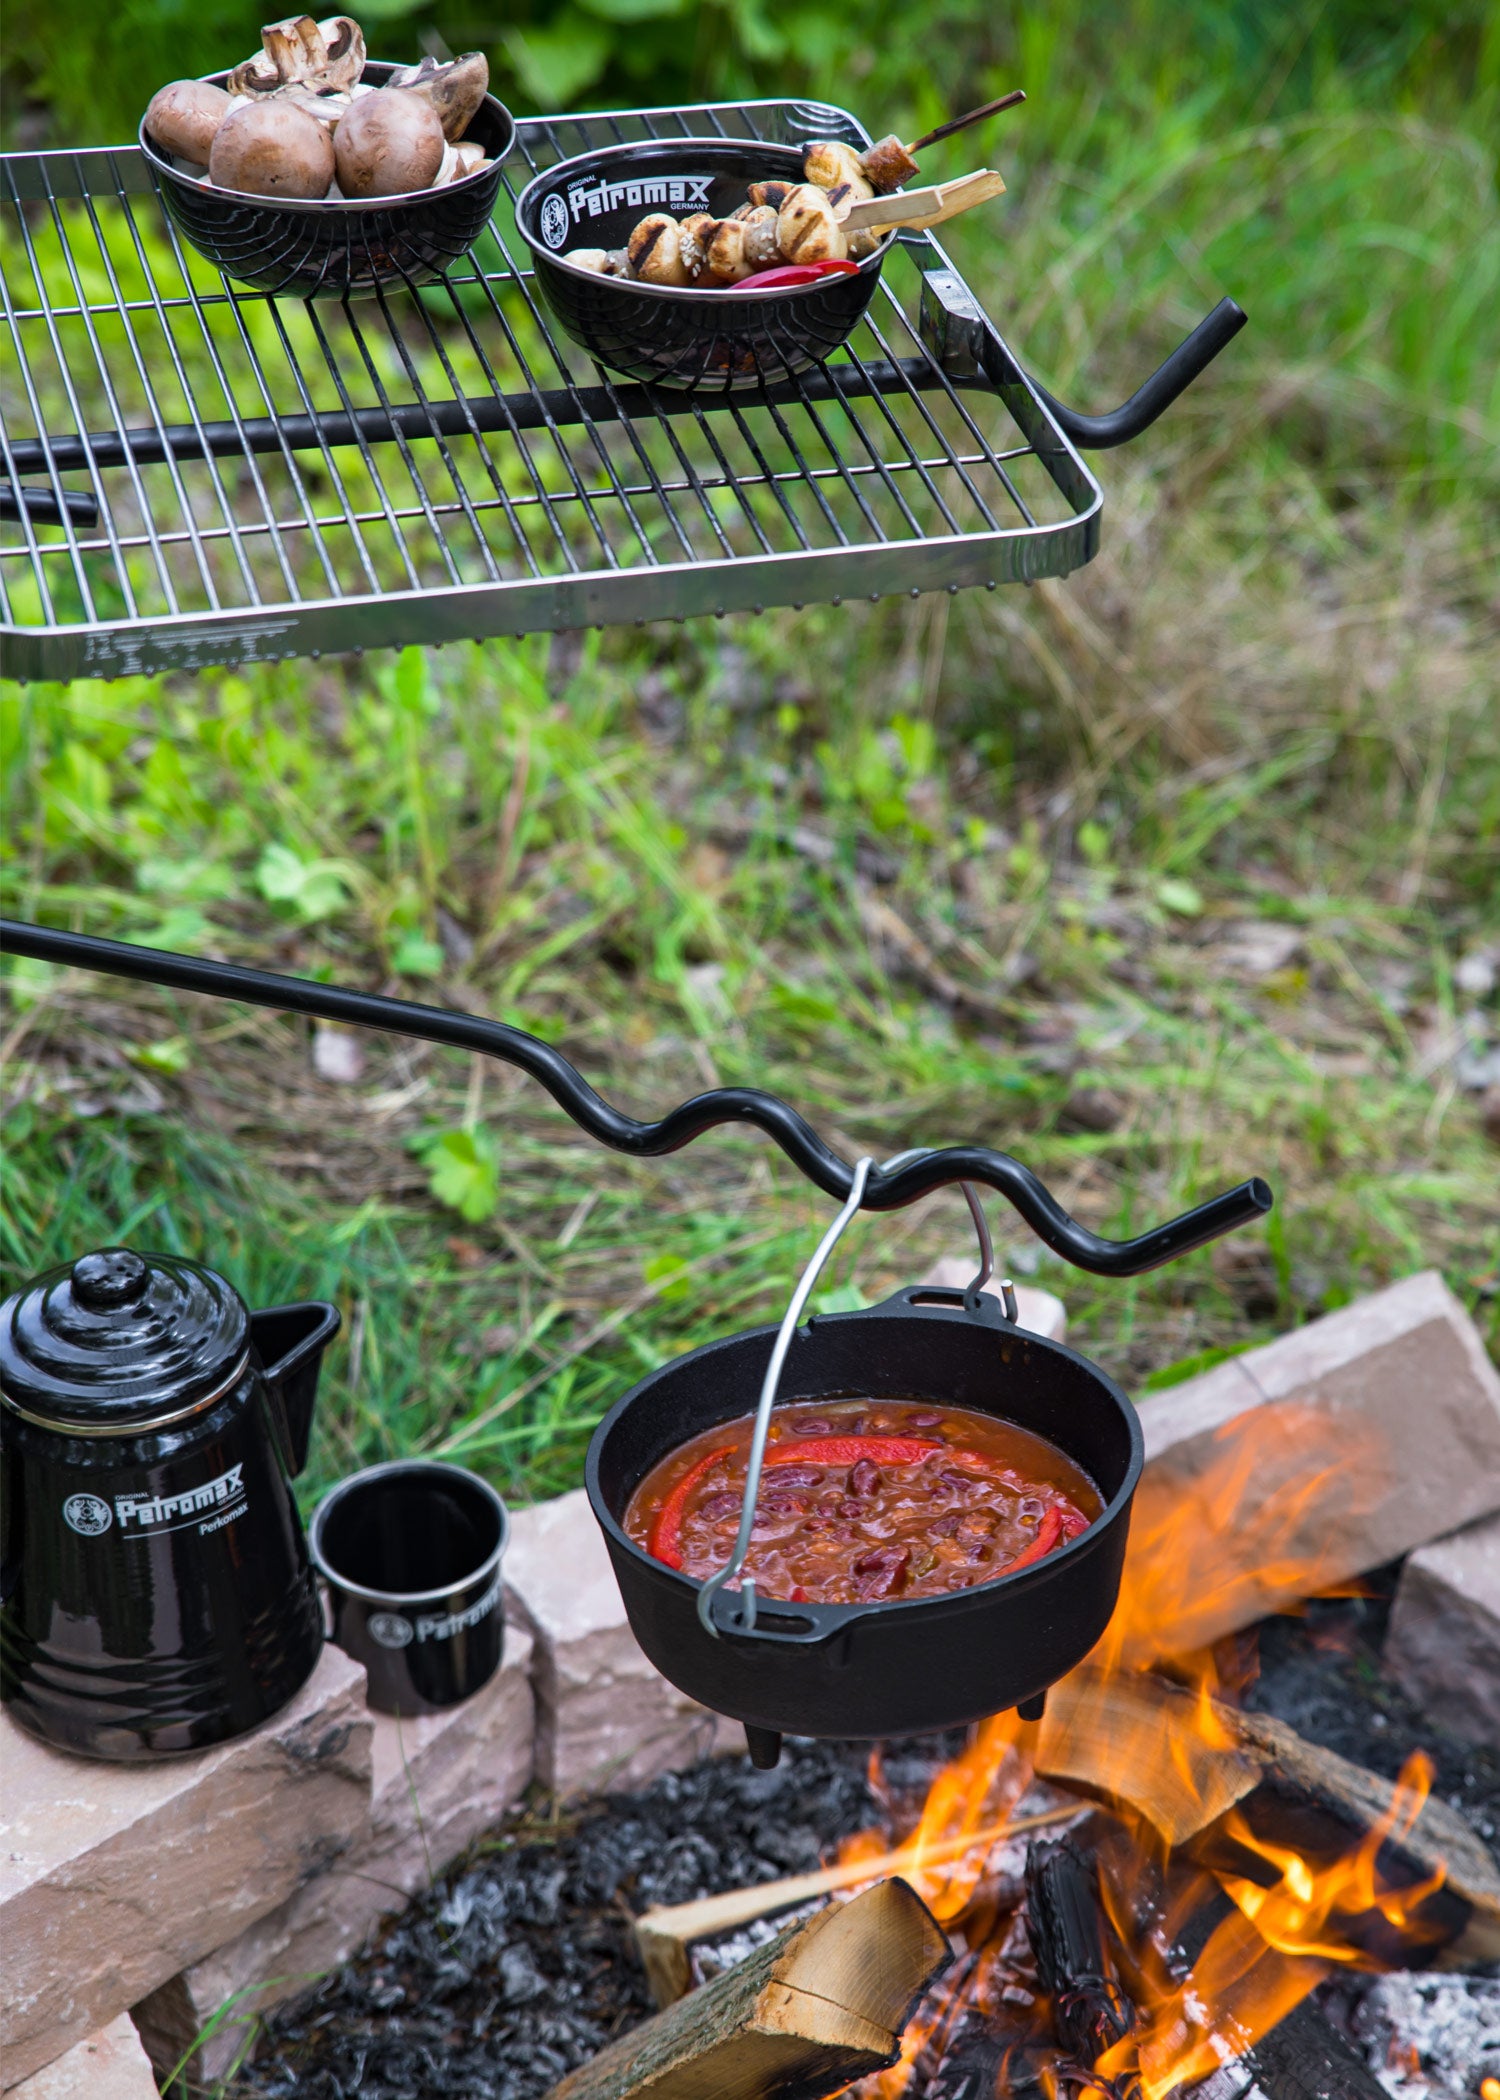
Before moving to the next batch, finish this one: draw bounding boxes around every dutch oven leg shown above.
[1016,1691,1047,1722]
[744,1725,784,1769]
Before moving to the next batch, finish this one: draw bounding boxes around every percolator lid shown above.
[0,1246,250,1432]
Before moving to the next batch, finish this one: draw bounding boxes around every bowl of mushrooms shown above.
[514,136,905,392]
[140,14,513,298]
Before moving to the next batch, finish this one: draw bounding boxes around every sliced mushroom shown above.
[775,183,847,265]
[228,14,365,96]
[209,97,335,197]
[144,80,233,165]
[677,212,716,279]
[385,52,489,141]
[804,138,874,212]
[860,134,920,193]
[626,212,691,286]
[564,248,613,274]
[333,87,445,197]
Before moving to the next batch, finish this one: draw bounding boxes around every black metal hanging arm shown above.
[0,918,1271,1275]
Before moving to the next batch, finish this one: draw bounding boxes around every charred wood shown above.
[1024,1836,1134,2067]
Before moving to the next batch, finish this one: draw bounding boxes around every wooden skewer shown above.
[908,89,1025,155]
[840,167,1006,236]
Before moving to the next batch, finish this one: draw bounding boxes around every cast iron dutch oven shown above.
[514,137,898,391]
[586,1283,1143,1762]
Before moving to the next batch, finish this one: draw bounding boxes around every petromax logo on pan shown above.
[540,172,714,246]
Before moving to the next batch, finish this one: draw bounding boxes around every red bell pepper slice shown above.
[733,259,862,290]
[647,1445,736,1570]
[764,1435,942,1468]
[999,1503,1066,1573]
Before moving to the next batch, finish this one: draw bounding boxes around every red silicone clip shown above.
[732,259,862,290]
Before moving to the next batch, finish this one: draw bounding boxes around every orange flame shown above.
[839,1393,1447,2097]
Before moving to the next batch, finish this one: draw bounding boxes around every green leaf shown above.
[503,18,612,109]
[135,853,237,902]
[392,932,445,977]
[256,843,352,923]
[577,0,687,21]
[410,1126,501,1224]
[643,1252,692,1301]
[812,1282,868,1315]
[1155,876,1204,918]
[129,1035,191,1074]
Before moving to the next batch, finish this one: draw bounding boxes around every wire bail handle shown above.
[696,1157,1016,1639]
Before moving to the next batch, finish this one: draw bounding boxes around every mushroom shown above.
[385,52,489,141]
[209,97,335,197]
[229,14,366,96]
[563,248,613,274]
[699,217,754,285]
[144,80,234,166]
[333,87,445,198]
[775,183,847,266]
[804,138,875,214]
[737,203,781,270]
[747,179,797,212]
[860,133,920,193]
[677,212,717,280]
[626,212,692,286]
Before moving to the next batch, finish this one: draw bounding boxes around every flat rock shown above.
[1385,1512,1500,1747]
[1125,1271,1500,1659]
[133,1630,535,2087]
[918,1260,1068,1341]
[7,2013,158,2100]
[505,1489,739,1798]
[0,1647,372,2088]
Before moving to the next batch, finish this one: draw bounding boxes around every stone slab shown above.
[132,1629,535,2087]
[0,1646,373,2089]
[918,1260,1068,1341]
[504,1489,740,1798]
[1125,1270,1500,1660]
[1385,1512,1500,1747]
[7,2015,158,2100]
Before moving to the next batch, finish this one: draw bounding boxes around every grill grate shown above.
[0,97,1101,681]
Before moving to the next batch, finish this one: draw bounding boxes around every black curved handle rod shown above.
[0,484,101,529]
[1025,297,1248,451]
[0,918,1271,1275]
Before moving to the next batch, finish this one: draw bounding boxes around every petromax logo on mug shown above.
[368,1611,415,1649]
[62,1493,114,1536]
[368,1577,501,1649]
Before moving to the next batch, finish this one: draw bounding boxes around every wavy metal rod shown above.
[0,919,1272,1275]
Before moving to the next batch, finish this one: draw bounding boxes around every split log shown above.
[635,1805,1080,2008]
[1242,1995,1391,2100]
[1032,1669,1500,1968]
[1023,1836,1132,2065]
[550,1876,949,2100]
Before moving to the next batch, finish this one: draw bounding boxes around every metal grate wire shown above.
[0,98,1100,681]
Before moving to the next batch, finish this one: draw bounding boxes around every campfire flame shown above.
[837,1397,1449,2097]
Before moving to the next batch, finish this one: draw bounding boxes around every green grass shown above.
[2,11,1498,1514]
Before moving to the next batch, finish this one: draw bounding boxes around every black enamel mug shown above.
[0,1247,339,1761]
[309,1460,507,1715]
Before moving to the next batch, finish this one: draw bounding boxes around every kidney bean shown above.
[792,1418,832,1435]
[939,1467,978,1493]
[851,1545,911,1598]
[698,1491,743,1521]
[968,1543,995,1564]
[837,1498,870,1519]
[908,1412,942,1428]
[764,1493,808,1517]
[763,1465,824,1489]
[930,1512,962,1537]
[815,1498,842,1518]
[848,1458,882,1497]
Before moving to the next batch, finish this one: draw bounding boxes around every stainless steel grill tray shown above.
[0,97,1240,681]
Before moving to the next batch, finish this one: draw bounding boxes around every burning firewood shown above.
[1024,1835,1134,2066]
[1032,1668,1500,1969]
[548,1876,950,2100]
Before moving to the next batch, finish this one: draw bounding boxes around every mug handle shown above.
[249,1301,341,1477]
